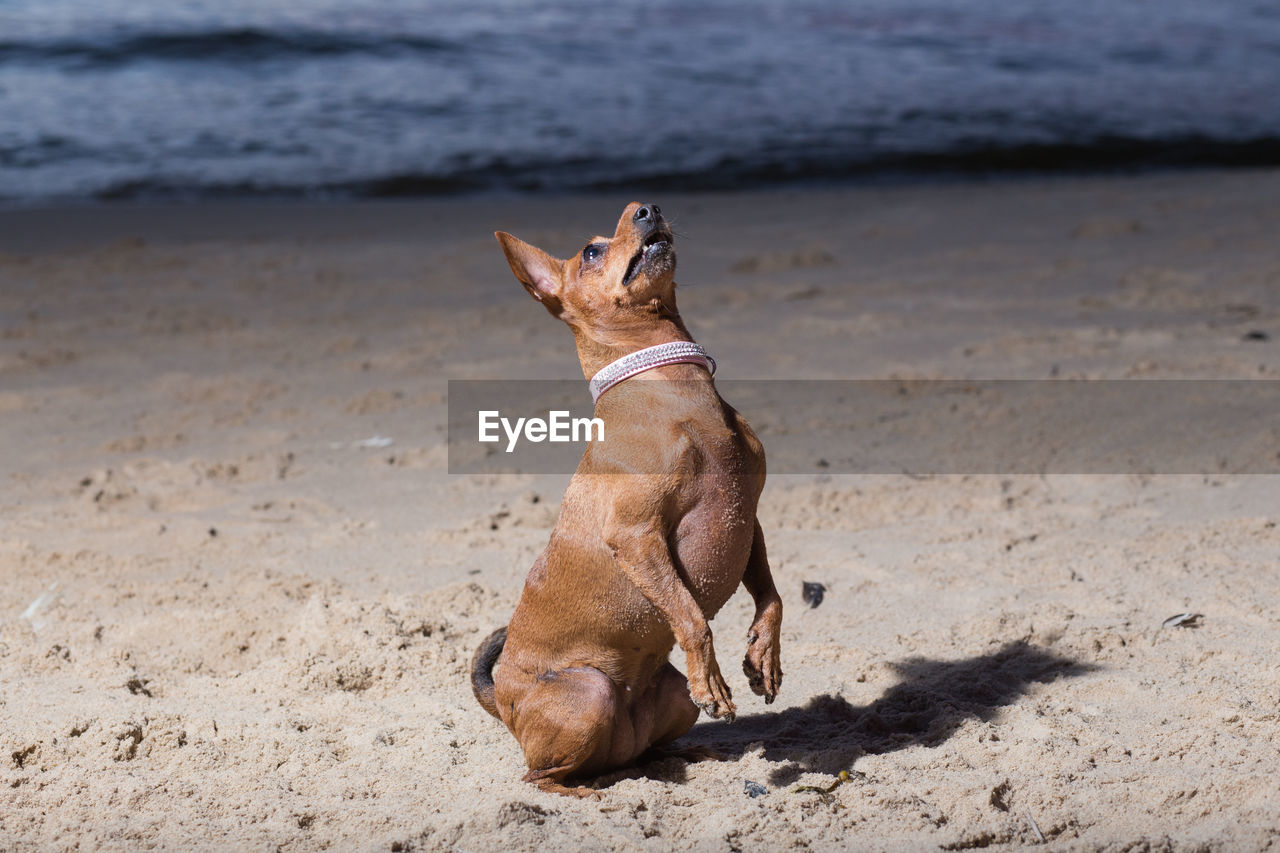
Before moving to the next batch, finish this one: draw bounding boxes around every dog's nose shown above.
[634,204,662,225]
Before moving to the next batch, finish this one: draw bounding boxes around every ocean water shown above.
[2,0,1280,201]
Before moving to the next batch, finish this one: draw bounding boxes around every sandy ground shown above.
[1,171,1278,851]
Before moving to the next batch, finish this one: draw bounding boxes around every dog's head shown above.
[495,202,677,333]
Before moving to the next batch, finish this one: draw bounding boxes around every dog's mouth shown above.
[623,229,675,285]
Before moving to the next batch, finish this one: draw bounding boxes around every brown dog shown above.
[471,202,783,797]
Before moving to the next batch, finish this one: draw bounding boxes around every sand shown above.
[1,170,1278,851]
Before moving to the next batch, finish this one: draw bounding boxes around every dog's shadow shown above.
[605,639,1096,789]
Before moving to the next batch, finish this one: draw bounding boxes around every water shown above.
[2,0,1279,201]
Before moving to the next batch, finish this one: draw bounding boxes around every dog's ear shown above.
[495,231,564,313]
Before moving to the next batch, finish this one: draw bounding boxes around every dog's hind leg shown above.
[511,666,625,798]
[647,662,701,746]
[643,662,723,762]
[741,521,783,703]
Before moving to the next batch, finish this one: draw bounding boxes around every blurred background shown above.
[3,0,1280,202]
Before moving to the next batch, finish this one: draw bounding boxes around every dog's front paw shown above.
[687,658,736,722]
[743,628,783,704]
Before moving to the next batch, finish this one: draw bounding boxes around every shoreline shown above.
[6,135,1280,206]
[2,162,1279,239]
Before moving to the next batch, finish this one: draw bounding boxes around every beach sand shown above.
[2,170,1278,851]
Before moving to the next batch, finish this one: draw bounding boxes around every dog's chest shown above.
[671,474,757,613]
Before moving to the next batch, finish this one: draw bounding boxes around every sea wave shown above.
[0,28,462,68]
[2,0,1279,201]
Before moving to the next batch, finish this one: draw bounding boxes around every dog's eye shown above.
[582,244,603,263]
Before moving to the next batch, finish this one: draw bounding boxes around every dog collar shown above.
[589,341,717,403]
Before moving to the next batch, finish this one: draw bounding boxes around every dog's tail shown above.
[470,625,507,720]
